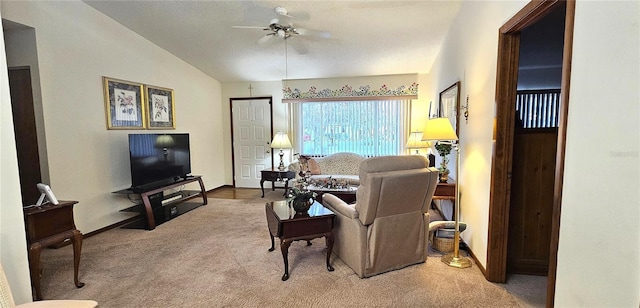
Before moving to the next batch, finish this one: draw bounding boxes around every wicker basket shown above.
[433,236,454,253]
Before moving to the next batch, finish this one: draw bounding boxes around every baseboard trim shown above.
[464,243,487,277]
[84,215,140,239]
[209,184,234,192]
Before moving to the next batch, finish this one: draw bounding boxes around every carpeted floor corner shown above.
[36,191,523,307]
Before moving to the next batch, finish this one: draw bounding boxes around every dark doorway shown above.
[8,67,42,206]
[487,0,575,307]
[507,5,566,276]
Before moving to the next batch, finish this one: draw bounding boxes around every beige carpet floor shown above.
[36,190,524,307]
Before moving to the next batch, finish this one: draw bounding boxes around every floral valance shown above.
[282,82,418,103]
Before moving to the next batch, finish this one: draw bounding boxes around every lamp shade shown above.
[155,135,175,148]
[421,118,458,141]
[405,132,432,149]
[270,132,292,149]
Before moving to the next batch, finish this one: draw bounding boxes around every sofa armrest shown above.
[322,193,359,219]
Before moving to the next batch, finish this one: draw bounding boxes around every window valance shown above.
[281,73,419,103]
[283,83,418,103]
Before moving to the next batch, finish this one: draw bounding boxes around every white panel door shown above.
[232,98,272,188]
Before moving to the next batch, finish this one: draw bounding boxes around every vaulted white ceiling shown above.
[82,1,462,82]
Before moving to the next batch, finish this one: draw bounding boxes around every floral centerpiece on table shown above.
[434,142,452,182]
[310,176,348,190]
[287,187,317,213]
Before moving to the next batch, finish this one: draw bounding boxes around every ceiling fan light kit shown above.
[234,6,330,49]
[274,6,290,17]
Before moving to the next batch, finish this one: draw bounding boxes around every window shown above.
[295,99,408,157]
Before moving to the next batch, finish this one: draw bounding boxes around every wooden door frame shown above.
[229,96,274,187]
[8,66,43,206]
[486,0,574,307]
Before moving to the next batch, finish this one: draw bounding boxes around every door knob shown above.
[266,150,271,153]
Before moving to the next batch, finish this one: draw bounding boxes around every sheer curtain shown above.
[291,99,409,157]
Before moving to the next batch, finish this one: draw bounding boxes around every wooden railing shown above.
[515,89,561,129]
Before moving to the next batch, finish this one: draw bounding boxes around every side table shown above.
[265,200,335,281]
[23,200,85,300]
[432,179,456,220]
[260,168,295,198]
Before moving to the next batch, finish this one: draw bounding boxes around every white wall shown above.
[0,9,33,304]
[428,0,529,267]
[1,1,224,235]
[430,0,639,306]
[555,1,639,306]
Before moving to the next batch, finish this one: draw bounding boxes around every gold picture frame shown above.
[103,77,146,129]
[145,85,175,129]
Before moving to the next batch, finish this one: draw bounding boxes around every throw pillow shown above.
[307,158,322,175]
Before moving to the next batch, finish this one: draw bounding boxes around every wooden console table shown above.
[265,200,335,281]
[23,200,84,300]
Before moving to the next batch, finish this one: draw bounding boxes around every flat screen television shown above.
[128,133,191,191]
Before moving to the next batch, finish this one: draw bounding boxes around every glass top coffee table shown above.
[305,184,358,203]
[265,200,335,281]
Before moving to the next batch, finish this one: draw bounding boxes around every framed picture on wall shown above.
[428,101,439,118]
[439,81,461,135]
[145,85,175,129]
[103,77,146,129]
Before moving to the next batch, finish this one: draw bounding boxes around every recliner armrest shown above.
[322,193,359,219]
[17,300,98,308]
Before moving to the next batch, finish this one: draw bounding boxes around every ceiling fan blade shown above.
[296,28,331,39]
[232,26,267,29]
[257,34,274,45]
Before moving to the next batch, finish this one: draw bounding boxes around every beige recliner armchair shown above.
[322,155,438,278]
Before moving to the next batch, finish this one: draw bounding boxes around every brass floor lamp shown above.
[422,118,472,268]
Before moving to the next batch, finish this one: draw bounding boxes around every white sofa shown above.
[288,152,366,186]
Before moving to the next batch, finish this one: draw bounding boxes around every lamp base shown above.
[441,253,472,268]
[278,150,286,171]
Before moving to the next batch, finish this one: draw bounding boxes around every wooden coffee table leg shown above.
[325,232,335,272]
[280,239,293,281]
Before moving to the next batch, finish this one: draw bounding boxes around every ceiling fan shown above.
[233,6,330,50]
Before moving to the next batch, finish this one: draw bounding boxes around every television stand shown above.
[114,176,207,230]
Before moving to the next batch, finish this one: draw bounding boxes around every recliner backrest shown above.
[355,155,437,225]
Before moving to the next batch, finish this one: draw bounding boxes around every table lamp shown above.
[422,117,472,269]
[155,134,175,161]
[271,132,292,171]
[405,131,432,154]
